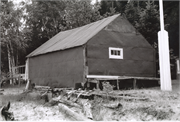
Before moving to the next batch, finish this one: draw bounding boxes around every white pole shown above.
[158,0,172,91]
[159,0,164,30]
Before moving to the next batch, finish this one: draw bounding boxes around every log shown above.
[58,103,92,121]
[59,99,82,108]
[50,96,82,108]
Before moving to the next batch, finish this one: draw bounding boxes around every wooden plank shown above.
[86,75,159,81]
[118,76,159,80]
[86,75,119,79]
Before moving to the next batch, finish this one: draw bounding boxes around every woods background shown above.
[0,0,179,79]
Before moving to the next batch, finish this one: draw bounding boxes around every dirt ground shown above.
[0,85,73,121]
[0,80,180,121]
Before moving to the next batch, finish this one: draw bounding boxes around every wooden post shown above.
[177,59,180,80]
[117,79,119,90]
[133,79,137,89]
[25,79,30,90]
[96,80,99,90]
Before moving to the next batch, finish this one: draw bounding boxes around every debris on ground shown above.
[0,80,180,121]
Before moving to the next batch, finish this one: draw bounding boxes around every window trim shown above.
[109,47,123,59]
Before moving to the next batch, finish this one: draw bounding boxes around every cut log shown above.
[58,103,92,121]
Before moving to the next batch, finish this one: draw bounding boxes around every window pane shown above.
[115,51,117,55]
[118,51,120,55]
[111,50,114,55]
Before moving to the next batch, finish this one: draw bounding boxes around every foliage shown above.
[99,0,179,78]
[24,0,102,54]
[65,0,102,28]
[0,0,178,78]
[1,1,27,73]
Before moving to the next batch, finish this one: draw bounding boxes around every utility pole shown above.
[158,0,172,91]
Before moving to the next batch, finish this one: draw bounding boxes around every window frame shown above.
[109,47,123,59]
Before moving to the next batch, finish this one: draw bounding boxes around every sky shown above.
[12,0,100,5]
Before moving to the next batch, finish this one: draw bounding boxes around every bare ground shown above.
[0,80,180,121]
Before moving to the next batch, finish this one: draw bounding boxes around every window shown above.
[109,47,123,59]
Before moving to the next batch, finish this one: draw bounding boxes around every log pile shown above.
[47,90,94,120]
[29,85,150,120]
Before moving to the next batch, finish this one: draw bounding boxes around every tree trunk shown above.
[7,44,13,84]
[9,41,16,85]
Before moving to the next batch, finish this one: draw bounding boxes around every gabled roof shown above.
[27,14,120,57]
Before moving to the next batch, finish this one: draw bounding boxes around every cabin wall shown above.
[86,30,156,77]
[29,47,84,88]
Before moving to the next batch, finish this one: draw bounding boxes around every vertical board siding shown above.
[29,47,84,88]
[87,30,156,77]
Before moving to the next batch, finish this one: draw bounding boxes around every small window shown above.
[109,47,123,59]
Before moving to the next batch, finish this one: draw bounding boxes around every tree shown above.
[1,1,27,83]
[24,0,102,54]
[163,1,179,78]
[65,0,102,28]
[99,0,127,16]
[98,0,179,78]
